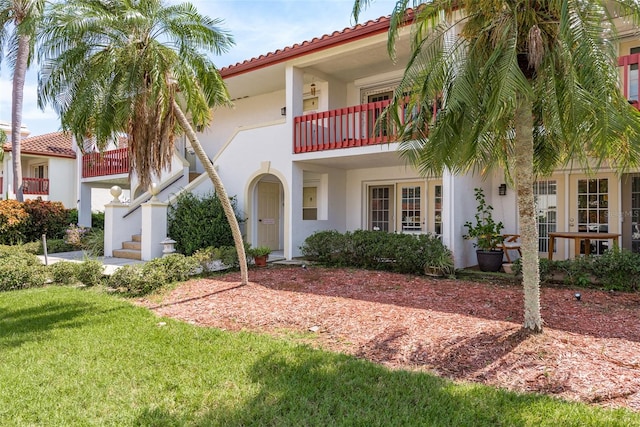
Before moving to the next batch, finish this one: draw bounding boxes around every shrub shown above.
[192,246,239,273]
[142,254,199,283]
[108,264,145,292]
[22,199,68,241]
[76,259,104,286]
[301,229,453,275]
[91,211,105,230]
[0,248,48,291]
[167,192,244,256]
[48,262,80,285]
[41,239,78,254]
[300,230,349,265]
[592,248,640,291]
[0,200,28,244]
[82,228,105,256]
[109,254,198,296]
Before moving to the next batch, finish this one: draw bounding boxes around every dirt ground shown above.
[136,265,640,412]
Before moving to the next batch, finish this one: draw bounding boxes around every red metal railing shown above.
[23,178,49,195]
[82,147,130,178]
[294,99,402,153]
[619,53,640,109]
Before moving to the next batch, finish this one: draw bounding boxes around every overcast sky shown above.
[0,0,397,136]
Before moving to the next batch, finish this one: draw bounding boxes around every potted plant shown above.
[464,188,504,272]
[248,246,272,267]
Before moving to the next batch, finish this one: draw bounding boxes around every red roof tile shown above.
[3,132,75,158]
[220,14,396,79]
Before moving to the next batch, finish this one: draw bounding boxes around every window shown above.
[577,178,609,254]
[368,91,392,138]
[303,187,317,220]
[367,181,442,234]
[534,180,557,253]
[33,164,47,178]
[400,185,422,232]
[369,186,393,231]
[433,184,443,236]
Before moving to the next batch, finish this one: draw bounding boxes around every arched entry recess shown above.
[246,165,289,255]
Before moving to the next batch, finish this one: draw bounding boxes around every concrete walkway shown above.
[38,251,145,275]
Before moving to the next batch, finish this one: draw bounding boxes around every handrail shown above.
[293,99,399,153]
[122,172,185,218]
[23,178,49,195]
[82,147,129,178]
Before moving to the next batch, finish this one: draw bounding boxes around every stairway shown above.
[113,234,142,260]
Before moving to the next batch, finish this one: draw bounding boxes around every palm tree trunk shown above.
[11,35,30,202]
[514,96,542,332]
[172,101,249,285]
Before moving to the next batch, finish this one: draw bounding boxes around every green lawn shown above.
[0,286,638,426]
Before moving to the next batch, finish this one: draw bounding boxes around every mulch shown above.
[135,265,640,412]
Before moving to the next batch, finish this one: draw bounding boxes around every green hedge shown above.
[167,192,244,256]
[513,247,640,292]
[301,229,453,276]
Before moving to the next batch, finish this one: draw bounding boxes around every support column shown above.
[104,186,130,257]
[141,188,168,261]
[77,182,93,227]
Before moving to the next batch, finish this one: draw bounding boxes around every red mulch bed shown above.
[136,265,640,412]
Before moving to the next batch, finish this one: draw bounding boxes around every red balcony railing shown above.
[294,99,403,153]
[619,53,640,109]
[23,178,49,195]
[82,147,130,178]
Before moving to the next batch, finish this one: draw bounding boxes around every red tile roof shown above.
[3,131,75,159]
[220,14,396,79]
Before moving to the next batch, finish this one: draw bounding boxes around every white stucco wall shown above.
[46,157,77,208]
[199,90,286,160]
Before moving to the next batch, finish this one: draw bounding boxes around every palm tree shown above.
[0,0,45,202]
[37,0,249,284]
[354,0,640,332]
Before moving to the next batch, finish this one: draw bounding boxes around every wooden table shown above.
[547,231,621,260]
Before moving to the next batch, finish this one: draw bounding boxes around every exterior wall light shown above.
[498,184,507,196]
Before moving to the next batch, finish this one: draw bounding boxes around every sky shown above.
[0,0,398,137]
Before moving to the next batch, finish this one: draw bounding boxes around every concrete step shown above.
[122,240,141,250]
[132,234,142,242]
[112,248,142,260]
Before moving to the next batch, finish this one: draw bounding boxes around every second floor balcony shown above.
[619,53,640,109]
[82,147,129,178]
[23,177,49,195]
[294,99,401,154]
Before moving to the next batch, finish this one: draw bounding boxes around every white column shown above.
[77,182,93,227]
[141,194,168,261]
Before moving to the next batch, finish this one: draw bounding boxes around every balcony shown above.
[82,147,130,178]
[294,99,403,154]
[23,177,49,195]
[619,53,640,109]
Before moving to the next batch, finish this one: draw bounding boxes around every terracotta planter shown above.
[253,255,268,267]
[476,249,503,272]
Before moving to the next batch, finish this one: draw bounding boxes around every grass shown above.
[0,286,638,426]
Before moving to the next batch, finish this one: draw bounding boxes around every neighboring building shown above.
[80,13,640,265]
[1,128,77,207]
